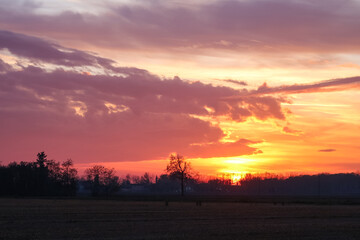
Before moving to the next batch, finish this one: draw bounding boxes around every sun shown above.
[218,170,248,185]
[231,174,243,185]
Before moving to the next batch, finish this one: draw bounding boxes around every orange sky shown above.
[0,0,359,178]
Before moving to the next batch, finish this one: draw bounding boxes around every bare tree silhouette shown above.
[166,154,193,196]
[85,165,120,196]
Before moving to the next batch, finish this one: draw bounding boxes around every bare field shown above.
[1,198,360,240]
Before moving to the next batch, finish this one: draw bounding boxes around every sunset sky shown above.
[0,0,359,178]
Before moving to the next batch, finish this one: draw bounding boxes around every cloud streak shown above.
[252,77,360,95]
[318,149,336,152]
[222,76,360,100]
[223,79,248,86]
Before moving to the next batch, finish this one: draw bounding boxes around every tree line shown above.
[0,152,77,196]
[0,152,193,196]
[1,152,360,196]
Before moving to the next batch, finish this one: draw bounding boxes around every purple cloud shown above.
[0,30,116,69]
[252,77,360,95]
[222,77,360,101]
[1,0,360,54]
[0,58,12,72]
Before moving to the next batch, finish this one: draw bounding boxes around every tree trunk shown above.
[181,174,184,196]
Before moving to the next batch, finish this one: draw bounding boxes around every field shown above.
[1,198,360,239]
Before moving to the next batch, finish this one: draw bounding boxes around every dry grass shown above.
[1,198,360,239]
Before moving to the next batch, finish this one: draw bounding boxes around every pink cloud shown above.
[0,31,293,164]
[185,139,263,159]
[282,126,303,136]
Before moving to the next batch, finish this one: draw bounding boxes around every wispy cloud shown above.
[282,126,303,136]
[222,79,248,86]
[318,149,336,152]
[223,76,360,101]
[253,77,360,95]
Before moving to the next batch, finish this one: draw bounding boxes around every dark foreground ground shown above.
[1,198,360,240]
